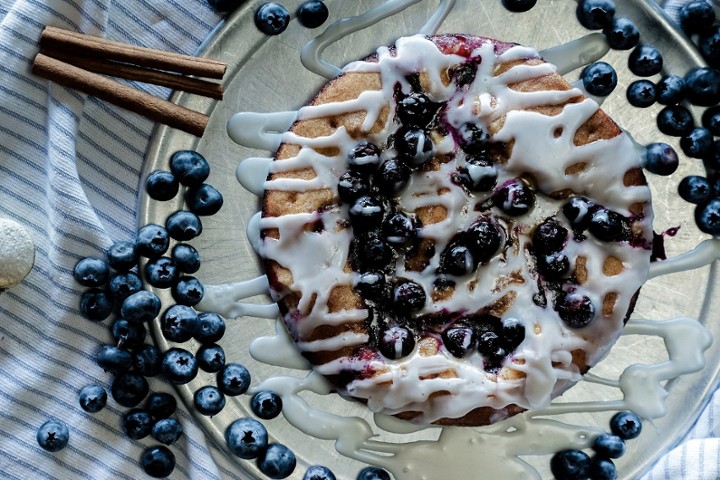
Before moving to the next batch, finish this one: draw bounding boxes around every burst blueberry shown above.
[439,240,475,276]
[643,142,679,176]
[80,288,114,321]
[348,142,382,175]
[349,196,385,232]
[501,0,536,13]
[152,417,183,445]
[218,363,251,396]
[394,128,434,166]
[532,219,568,254]
[162,347,199,385]
[396,92,438,129]
[382,211,416,246]
[556,291,595,328]
[146,392,177,419]
[122,409,153,439]
[338,171,371,203]
[680,127,714,159]
[442,325,476,357]
[170,150,210,187]
[581,62,617,96]
[255,3,290,35]
[628,44,663,77]
[166,210,203,241]
[134,344,163,377]
[146,170,179,201]
[374,158,411,194]
[625,80,655,108]
[603,17,639,50]
[493,178,535,216]
[563,196,596,230]
[251,390,283,419]
[111,372,149,407]
[226,418,268,459]
[354,271,386,301]
[78,384,107,413]
[679,0,716,35]
[96,344,133,373]
[36,419,69,452]
[354,235,394,272]
[171,243,201,274]
[502,318,525,350]
[593,433,626,458]
[657,105,694,137]
[297,1,329,28]
[550,449,591,480]
[477,330,506,360]
[589,209,629,242]
[610,411,642,440]
[185,183,224,216]
[379,325,416,359]
[695,198,720,235]
[655,75,686,105]
[108,271,143,303]
[141,446,176,478]
[194,385,226,416]
[457,122,489,154]
[197,343,226,372]
[679,175,713,204]
[392,280,426,312]
[464,217,503,262]
[455,153,498,192]
[576,0,616,30]
[684,67,720,106]
[135,224,170,259]
[537,252,570,280]
[73,257,109,287]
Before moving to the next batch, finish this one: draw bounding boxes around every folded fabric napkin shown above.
[0,0,716,479]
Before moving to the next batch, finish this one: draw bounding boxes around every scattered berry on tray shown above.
[626,79,656,108]
[581,61,617,97]
[610,411,642,440]
[257,443,297,479]
[251,390,283,419]
[589,457,618,480]
[112,318,147,349]
[170,150,210,187]
[657,105,695,137]
[304,465,337,480]
[576,0,616,30]
[218,362,251,396]
[255,3,291,36]
[171,243,201,273]
[678,0,716,36]
[171,275,205,305]
[107,240,139,272]
[357,466,392,480]
[194,385,226,416]
[500,0,536,13]
[297,1,329,28]
[146,170,179,201]
[166,210,203,241]
[78,384,107,413]
[225,417,268,459]
[161,347,199,385]
[121,290,161,323]
[700,25,720,68]
[628,44,663,77]
[197,343,226,372]
[603,17,639,50]
[36,419,69,452]
[96,344,133,373]
[702,105,720,136]
[643,142,679,176]
[680,127,714,159]
[694,198,720,235]
[679,175,713,205]
[592,433,626,459]
[141,445,176,478]
[135,224,170,259]
[550,449,591,480]
[144,256,179,288]
[655,75,686,105]
[108,271,143,303]
[194,311,226,344]
[186,183,224,216]
[684,67,720,106]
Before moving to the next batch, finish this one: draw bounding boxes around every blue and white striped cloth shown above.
[0,0,718,479]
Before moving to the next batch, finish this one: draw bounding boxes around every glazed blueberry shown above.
[451,61,477,86]
[80,288,114,321]
[152,417,183,445]
[110,372,149,407]
[36,419,69,452]
[112,318,147,349]
[251,390,283,419]
[172,275,205,306]
[550,449,591,480]
[354,271,386,301]
[610,411,643,440]
[532,219,568,254]
[146,170,179,201]
[681,127,714,159]
[581,62,617,96]
[121,290,161,323]
[695,198,720,235]
[593,433,626,459]
[700,26,720,68]
[185,183,224,216]
[536,252,570,280]
[134,344,162,377]
[657,105,694,137]
[679,175,713,204]
[207,0,244,13]
[257,443,297,479]
[603,17,639,50]
[255,3,290,35]
[194,312,226,344]
[304,465,337,480]
[477,330,506,360]
[226,418,268,459]
[218,363,251,396]
[502,318,525,350]
[655,75,686,105]
[576,0,615,30]
[166,210,203,241]
[348,142,382,175]
[588,209,629,242]
[628,44,663,77]
[442,325,476,357]
[439,240,475,276]
[96,344,133,373]
[338,171,372,203]
[144,256,178,289]
[141,446,176,478]
[644,142,679,176]
[378,325,416,359]
[392,280,426,312]
[348,195,385,232]
[357,467,391,480]
[297,1,329,28]
[78,384,107,413]
[590,458,617,480]
[501,0,536,13]
[684,67,720,106]
[122,409,153,439]
[455,154,498,192]
[563,196,596,230]
[107,240,138,271]
[556,291,595,328]
[197,343,226,372]
[355,235,394,271]
[108,271,143,303]
[394,128,434,166]
[146,392,177,419]
[493,178,535,216]
[170,150,210,187]
[161,304,199,343]
[171,243,201,274]
[464,217,503,262]
[382,211,416,246]
[625,79,655,108]
[679,1,716,35]
[194,385,226,416]
[374,158,411,194]
[702,105,720,136]
[73,257,109,287]
[135,224,170,259]
[397,92,438,129]
[457,122,489,154]
[162,347,199,385]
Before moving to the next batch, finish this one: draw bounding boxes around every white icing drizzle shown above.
[226,111,297,151]
[236,157,271,196]
[196,275,279,319]
[539,33,609,75]
[649,238,720,279]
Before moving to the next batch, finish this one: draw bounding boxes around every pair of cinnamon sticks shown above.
[32,26,227,137]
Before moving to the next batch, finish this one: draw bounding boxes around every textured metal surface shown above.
[140,1,719,478]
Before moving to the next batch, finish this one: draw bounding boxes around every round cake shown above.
[258,34,654,426]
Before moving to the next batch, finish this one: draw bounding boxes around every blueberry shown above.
[106,240,139,272]
[706,141,720,170]
[218,363,251,396]
[643,143,679,176]
[348,195,386,232]
[166,210,203,241]
[657,105,694,137]
[396,92,438,129]
[679,175,713,204]
[347,142,382,175]
[537,252,570,280]
[357,467,391,480]
[146,392,178,419]
[493,178,535,216]
[392,280,426,312]
[194,385,226,416]
[394,128,434,166]
[169,150,210,187]
[255,3,290,35]
[162,347,199,385]
[684,67,720,106]
[78,384,107,413]
[251,390,283,419]
[439,240,475,276]
[378,325,416,359]
[108,271,143,303]
[141,446,176,478]
[532,219,568,254]
[207,0,244,13]
[185,183,224,216]
[550,449,591,480]
[563,196,597,230]
[374,158,411,194]
[695,198,720,235]
[457,122,489,154]
[338,171,372,203]
[135,224,170,259]
[702,105,720,136]
[655,75,686,105]
[152,417,183,445]
[610,411,642,440]
[354,271,386,301]
[681,127,714,159]
[451,61,477,86]
[297,1,329,28]
[625,79,655,108]
[171,243,201,274]
[454,154,498,192]
[700,25,720,68]
[172,275,205,306]
[257,443,297,479]
[134,344,163,377]
[36,419,69,452]
[441,325,476,357]
[122,409,153,439]
[593,433,626,458]
[112,318,147,349]
[144,256,178,289]
[502,318,525,350]
[96,344,133,373]
[111,372,149,407]
[197,343,226,372]
[194,312,226,344]
[588,209,629,242]
[146,170,179,201]
[121,290,161,323]
[501,0,536,13]
[556,291,595,328]
[581,62,617,96]
[576,0,615,30]
[590,457,617,480]
[382,211,416,247]
[354,235,394,272]
[603,17,639,50]
[79,288,114,321]
[477,330,506,361]
[464,217,503,262]
[226,418,268,459]
[628,44,663,77]
[161,304,199,343]
[679,1,716,35]
[304,465,337,480]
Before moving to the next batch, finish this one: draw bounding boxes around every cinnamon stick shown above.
[40,26,226,79]
[32,53,208,137]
